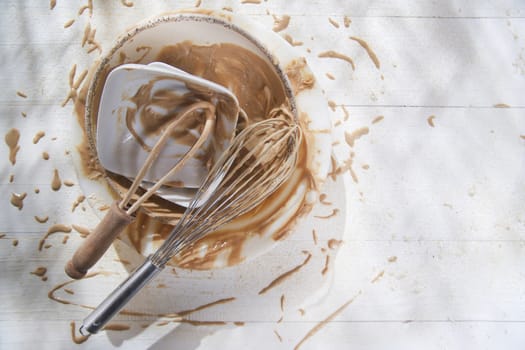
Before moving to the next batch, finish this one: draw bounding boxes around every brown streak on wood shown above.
[274,330,283,342]
[176,297,236,317]
[321,255,330,275]
[179,319,227,326]
[328,17,340,28]
[341,105,349,121]
[272,15,291,32]
[350,36,380,69]
[259,253,312,295]
[318,51,355,70]
[345,127,369,147]
[312,229,318,245]
[371,270,385,283]
[64,19,75,28]
[39,224,72,251]
[427,115,436,127]
[344,16,352,27]
[372,115,384,124]
[314,208,339,219]
[35,215,49,223]
[294,291,362,349]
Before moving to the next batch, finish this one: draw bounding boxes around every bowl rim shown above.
[85,12,298,167]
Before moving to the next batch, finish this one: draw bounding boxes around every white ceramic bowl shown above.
[78,9,332,269]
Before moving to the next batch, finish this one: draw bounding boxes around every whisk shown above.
[79,114,302,335]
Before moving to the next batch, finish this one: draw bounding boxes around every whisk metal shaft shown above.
[80,115,301,335]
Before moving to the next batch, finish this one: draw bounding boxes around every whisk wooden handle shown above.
[65,201,134,279]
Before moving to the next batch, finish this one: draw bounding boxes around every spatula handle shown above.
[65,201,134,279]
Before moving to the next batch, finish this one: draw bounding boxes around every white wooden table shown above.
[1,1,524,349]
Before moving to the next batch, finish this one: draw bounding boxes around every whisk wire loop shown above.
[151,117,301,266]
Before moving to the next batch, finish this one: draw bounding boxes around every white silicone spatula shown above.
[96,62,239,205]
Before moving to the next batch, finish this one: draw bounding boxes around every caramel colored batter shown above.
[344,16,352,28]
[294,292,361,350]
[5,128,20,165]
[33,131,45,144]
[388,256,398,263]
[321,255,330,275]
[72,224,91,237]
[120,0,133,7]
[10,192,27,210]
[71,195,86,212]
[327,239,343,249]
[272,15,291,32]
[344,127,369,147]
[371,270,385,283]
[176,297,236,317]
[157,42,286,125]
[275,330,283,342]
[427,115,436,127]
[285,58,315,95]
[350,36,380,69]
[31,266,47,277]
[31,266,48,281]
[318,50,356,71]
[70,322,90,344]
[121,74,236,175]
[314,208,339,219]
[328,18,340,28]
[64,19,75,28]
[258,253,312,295]
[35,215,49,223]
[39,224,72,251]
[51,168,62,191]
[283,34,303,47]
[372,115,384,124]
[342,105,349,121]
[124,81,210,150]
